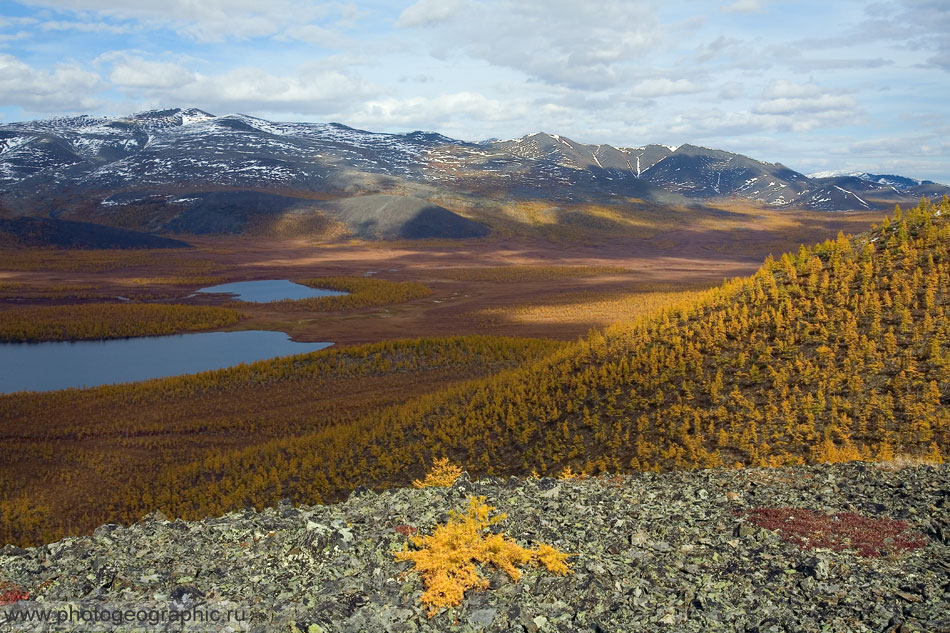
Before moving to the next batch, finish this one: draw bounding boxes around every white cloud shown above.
[397,0,466,28]
[718,81,743,99]
[630,78,700,97]
[162,69,374,115]
[763,80,822,99]
[754,81,859,126]
[695,35,743,63]
[17,0,350,42]
[755,94,857,116]
[192,68,374,111]
[0,31,31,46]
[0,53,104,111]
[723,0,762,13]
[108,56,195,89]
[396,0,664,90]
[280,24,351,48]
[82,51,379,116]
[353,92,527,129]
[665,88,860,139]
[814,135,950,183]
[0,16,38,28]
[837,136,947,158]
[926,49,950,72]
[38,20,133,33]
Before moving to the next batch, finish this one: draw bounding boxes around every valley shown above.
[0,198,912,547]
[0,108,944,553]
[1,202,880,345]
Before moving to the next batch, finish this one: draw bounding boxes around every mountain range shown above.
[1,107,946,238]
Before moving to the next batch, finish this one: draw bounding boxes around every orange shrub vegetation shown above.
[478,288,710,328]
[0,303,242,342]
[394,496,572,616]
[265,277,431,311]
[412,457,463,488]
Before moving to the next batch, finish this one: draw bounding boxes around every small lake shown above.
[0,331,331,394]
[195,279,347,303]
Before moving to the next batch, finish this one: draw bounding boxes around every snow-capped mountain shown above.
[801,171,944,211]
[1,108,946,236]
[807,170,927,189]
[490,132,674,175]
[636,144,814,206]
[492,133,946,210]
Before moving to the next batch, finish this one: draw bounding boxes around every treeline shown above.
[0,336,565,545]
[0,248,164,272]
[0,248,221,274]
[0,303,242,342]
[267,277,431,311]
[116,198,950,529]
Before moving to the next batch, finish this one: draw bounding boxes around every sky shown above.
[1,0,948,182]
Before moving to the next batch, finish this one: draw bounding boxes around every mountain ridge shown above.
[2,108,945,233]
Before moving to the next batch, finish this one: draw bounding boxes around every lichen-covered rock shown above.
[0,463,947,632]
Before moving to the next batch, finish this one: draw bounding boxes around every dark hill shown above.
[326,194,490,239]
[0,217,189,249]
[88,190,490,240]
[160,191,309,235]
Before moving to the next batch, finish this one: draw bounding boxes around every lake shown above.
[0,331,331,394]
[195,279,347,303]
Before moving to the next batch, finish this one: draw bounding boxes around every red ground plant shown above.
[0,581,29,605]
[393,524,418,537]
[745,507,928,558]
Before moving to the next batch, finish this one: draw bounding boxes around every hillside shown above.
[1,199,947,548]
[114,197,950,524]
[0,463,946,632]
[325,194,490,239]
[638,144,812,205]
[0,337,566,546]
[0,217,190,249]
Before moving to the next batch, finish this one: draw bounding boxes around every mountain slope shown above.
[0,217,190,248]
[492,135,948,209]
[4,109,945,233]
[490,133,674,174]
[107,197,950,523]
[639,144,813,205]
[800,172,938,210]
[807,170,930,189]
[326,194,490,239]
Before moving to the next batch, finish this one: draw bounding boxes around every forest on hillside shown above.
[0,336,564,545]
[125,198,950,524]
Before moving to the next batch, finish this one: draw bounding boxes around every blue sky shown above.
[1,0,948,182]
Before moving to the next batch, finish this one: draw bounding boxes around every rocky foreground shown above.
[1,462,948,632]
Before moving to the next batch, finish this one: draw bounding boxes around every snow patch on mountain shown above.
[807,170,868,179]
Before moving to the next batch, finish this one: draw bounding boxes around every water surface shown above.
[0,331,331,394]
[195,279,347,303]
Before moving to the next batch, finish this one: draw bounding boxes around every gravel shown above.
[1,462,947,632]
